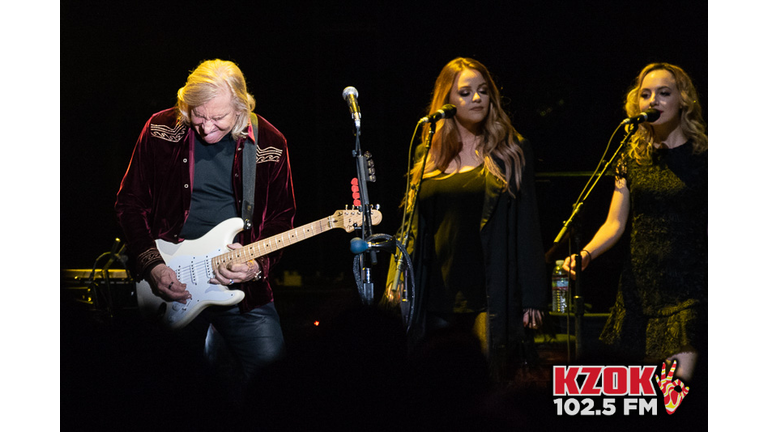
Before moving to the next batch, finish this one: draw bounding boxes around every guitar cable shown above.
[351,233,416,333]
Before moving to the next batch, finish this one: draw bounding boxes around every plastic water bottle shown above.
[552,260,569,313]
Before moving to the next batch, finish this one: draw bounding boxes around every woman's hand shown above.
[562,250,592,279]
[209,243,262,285]
[523,308,543,329]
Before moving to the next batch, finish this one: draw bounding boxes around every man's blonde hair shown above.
[176,59,256,140]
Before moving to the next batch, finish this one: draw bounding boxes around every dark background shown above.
[58,1,711,430]
[61,0,707,313]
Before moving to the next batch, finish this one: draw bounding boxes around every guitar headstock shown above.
[332,208,383,233]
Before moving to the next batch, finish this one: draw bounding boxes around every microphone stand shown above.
[552,123,638,360]
[351,123,377,305]
[391,119,436,317]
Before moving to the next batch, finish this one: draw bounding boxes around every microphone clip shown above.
[419,104,457,125]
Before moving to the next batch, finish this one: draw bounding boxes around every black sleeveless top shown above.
[419,165,487,313]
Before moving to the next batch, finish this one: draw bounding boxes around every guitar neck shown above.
[210,216,337,268]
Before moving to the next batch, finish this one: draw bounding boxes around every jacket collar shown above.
[244,112,259,145]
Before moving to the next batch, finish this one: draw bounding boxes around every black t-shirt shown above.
[179,133,239,240]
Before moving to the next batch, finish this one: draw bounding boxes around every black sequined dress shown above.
[600,140,707,361]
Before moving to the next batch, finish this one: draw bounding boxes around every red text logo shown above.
[553,365,657,396]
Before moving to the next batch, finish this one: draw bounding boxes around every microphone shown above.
[109,238,122,256]
[104,238,124,270]
[621,109,660,125]
[342,86,361,128]
[419,104,457,124]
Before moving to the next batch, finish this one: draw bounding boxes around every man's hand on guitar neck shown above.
[149,265,191,303]
[209,243,262,286]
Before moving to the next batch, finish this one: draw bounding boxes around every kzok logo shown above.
[553,365,656,396]
[552,362,690,416]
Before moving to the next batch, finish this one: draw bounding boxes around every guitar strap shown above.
[242,112,258,232]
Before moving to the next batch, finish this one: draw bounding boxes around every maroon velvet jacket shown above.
[115,108,296,312]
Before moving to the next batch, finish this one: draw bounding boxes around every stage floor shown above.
[60,291,707,431]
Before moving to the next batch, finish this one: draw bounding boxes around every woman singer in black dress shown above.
[563,62,708,382]
[386,57,548,378]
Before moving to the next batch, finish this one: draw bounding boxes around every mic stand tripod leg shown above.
[555,124,639,361]
[572,251,583,361]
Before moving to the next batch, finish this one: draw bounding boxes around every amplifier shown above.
[61,268,137,311]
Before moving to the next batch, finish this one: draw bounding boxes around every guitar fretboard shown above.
[210,216,336,269]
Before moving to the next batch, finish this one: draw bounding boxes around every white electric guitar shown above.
[136,208,382,330]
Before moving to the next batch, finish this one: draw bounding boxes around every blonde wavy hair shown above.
[624,62,708,164]
[411,57,525,196]
[176,59,256,140]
